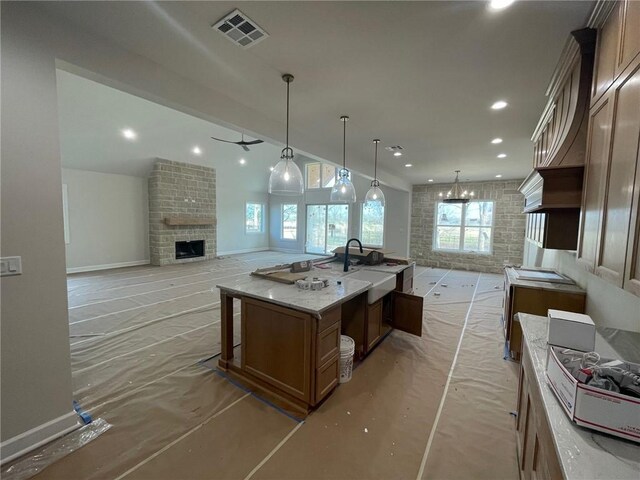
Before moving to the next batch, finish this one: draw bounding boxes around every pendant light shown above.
[442,170,473,204]
[365,139,385,206]
[268,74,304,196]
[330,116,356,203]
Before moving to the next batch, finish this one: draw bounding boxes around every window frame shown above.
[245,202,265,234]
[359,202,385,248]
[304,203,350,255]
[280,203,298,241]
[432,200,495,254]
[305,162,349,190]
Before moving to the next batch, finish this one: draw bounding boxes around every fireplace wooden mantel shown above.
[164,216,216,226]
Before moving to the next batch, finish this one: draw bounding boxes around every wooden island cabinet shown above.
[217,263,423,415]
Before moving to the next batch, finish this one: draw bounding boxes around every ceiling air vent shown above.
[212,9,268,49]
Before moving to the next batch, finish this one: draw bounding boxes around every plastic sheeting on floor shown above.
[3,252,519,480]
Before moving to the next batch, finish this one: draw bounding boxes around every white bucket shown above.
[339,335,355,383]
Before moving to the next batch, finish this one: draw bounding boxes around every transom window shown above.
[305,163,350,189]
[360,202,385,247]
[281,203,297,240]
[245,202,265,233]
[433,201,494,253]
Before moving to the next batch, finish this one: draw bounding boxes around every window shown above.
[360,202,384,247]
[434,201,494,253]
[281,204,297,240]
[306,204,349,254]
[305,163,348,189]
[245,202,264,233]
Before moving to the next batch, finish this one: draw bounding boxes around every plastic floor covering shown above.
[4,252,520,480]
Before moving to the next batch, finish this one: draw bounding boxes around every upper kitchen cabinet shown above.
[520,29,596,250]
[594,65,640,287]
[592,0,640,104]
[576,97,613,271]
[591,2,621,103]
[577,0,640,293]
[617,0,640,75]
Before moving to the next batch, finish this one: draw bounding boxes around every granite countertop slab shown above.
[505,267,586,294]
[361,262,414,275]
[519,313,640,480]
[216,274,371,316]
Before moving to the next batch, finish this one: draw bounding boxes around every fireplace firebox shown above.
[175,240,205,260]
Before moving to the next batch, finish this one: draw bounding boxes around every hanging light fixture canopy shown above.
[330,115,356,203]
[365,139,385,206]
[443,170,473,204]
[268,74,304,196]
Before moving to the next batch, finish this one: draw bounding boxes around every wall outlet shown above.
[0,256,22,276]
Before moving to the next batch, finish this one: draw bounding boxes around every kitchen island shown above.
[216,261,423,414]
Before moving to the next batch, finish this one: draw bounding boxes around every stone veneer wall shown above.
[410,179,525,273]
[149,159,216,266]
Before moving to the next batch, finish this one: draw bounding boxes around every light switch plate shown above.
[1,256,22,276]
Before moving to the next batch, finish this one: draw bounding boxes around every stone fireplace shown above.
[148,159,216,266]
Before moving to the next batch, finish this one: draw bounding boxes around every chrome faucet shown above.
[343,238,363,272]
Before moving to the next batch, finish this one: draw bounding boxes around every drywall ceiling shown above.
[56,69,280,188]
[43,1,593,185]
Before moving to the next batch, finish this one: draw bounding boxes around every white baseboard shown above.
[66,259,150,274]
[216,247,269,256]
[1,411,80,465]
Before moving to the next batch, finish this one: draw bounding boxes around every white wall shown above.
[62,169,149,272]
[523,242,640,332]
[214,156,271,255]
[1,3,77,459]
[269,156,410,256]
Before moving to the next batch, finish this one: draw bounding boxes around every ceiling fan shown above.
[210,132,263,152]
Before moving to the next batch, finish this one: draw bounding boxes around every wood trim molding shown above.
[164,216,216,226]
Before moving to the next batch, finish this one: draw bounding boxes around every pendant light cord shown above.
[286,79,290,151]
[342,119,346,169]
[374,141,378,180]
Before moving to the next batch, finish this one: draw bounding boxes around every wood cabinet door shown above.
[592,2,621,103]
[624,72,640,296]
[577,97,613,271]
[596,64,640,286]
[617,0,640,76]
[366,299,382,351]
[391,291,423,337]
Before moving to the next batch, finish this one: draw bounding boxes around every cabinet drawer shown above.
[318,305,341,333]
[315,353,339,404]
[316,321,340,366]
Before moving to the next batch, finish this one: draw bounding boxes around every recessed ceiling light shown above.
[269,166,274,171]
[192,146,202,155]
[491,138,503,144]
[491,100,508,110]
[489,0,516,11]
[495,174,503,178]
[428,179,434,182]
[404,163,413,168]
[497,153,507,158]
[394,152,402,157]
[239,158,246,165]
[121,128,137,140]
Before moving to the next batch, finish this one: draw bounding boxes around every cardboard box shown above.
[546,346,640,443]
[548,309,595,352]
[333,247,390,266]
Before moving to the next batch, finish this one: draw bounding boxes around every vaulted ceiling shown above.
[43,1,594,187]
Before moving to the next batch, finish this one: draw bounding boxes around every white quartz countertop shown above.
[216,274,371,317]
[519,313,640,480]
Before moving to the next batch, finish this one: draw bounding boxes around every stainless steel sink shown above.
[345,269,396,304]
